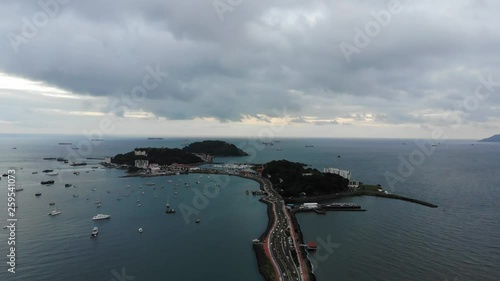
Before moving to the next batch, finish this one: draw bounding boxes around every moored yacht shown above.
[92,214,111,220]
[91,227,98,237]
[48,206,62,216]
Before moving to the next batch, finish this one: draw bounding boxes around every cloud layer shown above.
[1,0,499,137]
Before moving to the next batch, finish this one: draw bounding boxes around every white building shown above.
[134,150,147,156]
[135,159,149,169]
[323,167,351,180]
[302,203,318,209]
[104,157,112,164]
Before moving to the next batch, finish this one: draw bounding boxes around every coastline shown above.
[117,169,437,281]
[283,191,438,208]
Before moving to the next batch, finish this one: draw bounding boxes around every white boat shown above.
[146,182,155,186]
[92,214,111,220]
[137,203,141,207]
[47,172,58,176]
[91,227,98,237]
[167,180,173,183]
[91,187,96,191]
[96,203,102,208]
[138,228,143,233]
[48,206,62,216]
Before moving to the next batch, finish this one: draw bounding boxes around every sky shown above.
[0,0,499,139]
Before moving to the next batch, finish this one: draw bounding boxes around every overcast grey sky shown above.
[0,0,499,139]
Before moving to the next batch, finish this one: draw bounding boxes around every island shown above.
[479,134,500,142]
[108,140,248,174]
[262,160,349,197]
[182,140,249,156]
[245,159,438,281]
[111,147,203,166]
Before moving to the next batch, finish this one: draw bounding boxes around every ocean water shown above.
[0,135,499,280]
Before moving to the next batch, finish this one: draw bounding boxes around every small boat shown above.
[1,174,7,177]
[47,172,58,176]
[65,184,72,188]
[35,192,42,196]
[49,202,56,206]
[96,203,102,208]
[73,172,80,175]
[15,187,23,192]
[70,162,87,167]
[166,208,176,214]
[42,169,53,173]
[32,172,38,174]
[137,204,141,207]
[138,228,143,233]
[146,182,155,186]
[91,188,96,191]
[141,192,145,195]
[48,206,62,216]
[92,214,110,220]
[91,227,98,237]
[73,194,79,197]
[41,180,55,185]
[167,180,173,183]
[125,185,131,188]
[195,219,201,224]
[94,201,102,204]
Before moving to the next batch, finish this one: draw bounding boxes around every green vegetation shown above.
[359,184,382,192]
[262,160,348,197]
[253,245,278,281]
[112,147,203,166]
[182,140,248,156]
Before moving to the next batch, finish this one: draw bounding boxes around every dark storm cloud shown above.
[1,0,500,126]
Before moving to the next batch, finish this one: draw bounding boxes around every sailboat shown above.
[48,205,62,216]
[165,197,176,213]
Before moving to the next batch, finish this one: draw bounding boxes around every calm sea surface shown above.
[0,135,499,281]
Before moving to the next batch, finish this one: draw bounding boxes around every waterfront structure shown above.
[135,159,149,169]
[323,167,351,180]
[149,163,161,174]
[302,202,318,209]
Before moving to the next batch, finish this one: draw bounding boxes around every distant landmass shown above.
[262,160,349,197]
[112,147,203,166]
[479,134,500,142]
[182,140,248,156]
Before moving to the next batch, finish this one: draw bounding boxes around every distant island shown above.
[182,140,248,156]
[262,160,349,197]
[479,134,500,142]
